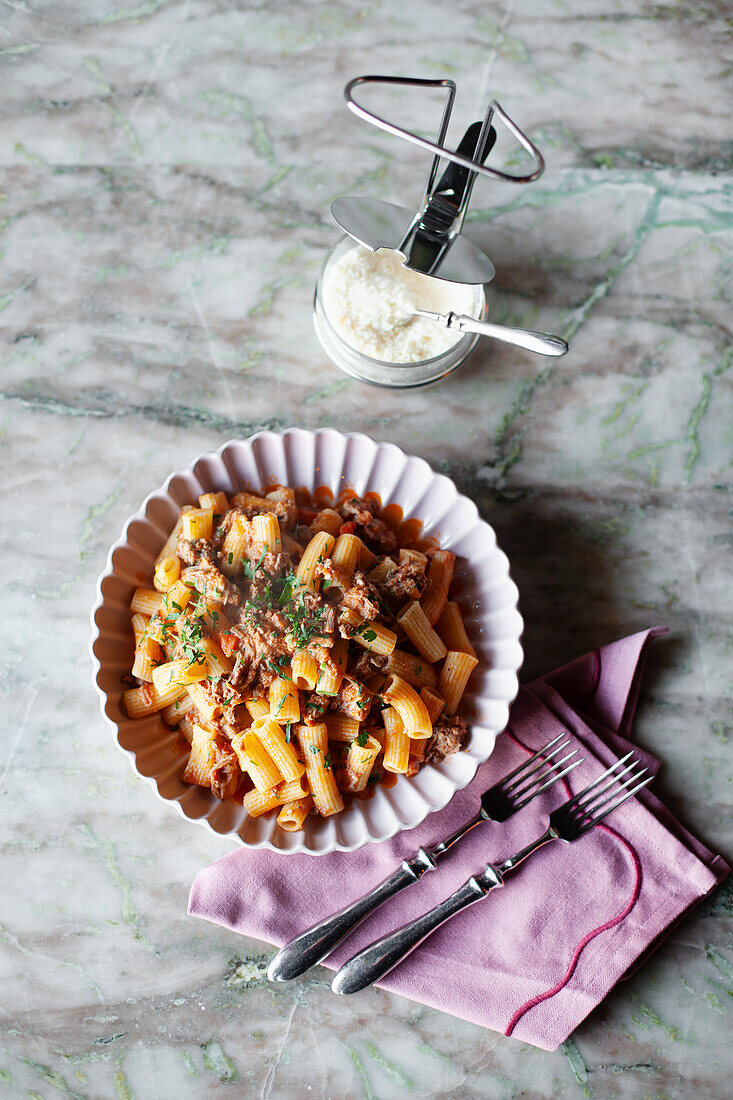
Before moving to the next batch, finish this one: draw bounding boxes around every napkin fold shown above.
[189,629,728,1050]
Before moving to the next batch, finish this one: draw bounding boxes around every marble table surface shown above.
[2,1,732,1097]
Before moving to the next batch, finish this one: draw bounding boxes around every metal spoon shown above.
[414,309,568,357]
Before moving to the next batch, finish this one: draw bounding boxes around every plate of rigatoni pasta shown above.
[90,429,523,853]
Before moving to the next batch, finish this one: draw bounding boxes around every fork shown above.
[331,753,651,995]
[267,733,582,982]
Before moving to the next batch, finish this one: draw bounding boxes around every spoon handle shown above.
[449,313,568,357]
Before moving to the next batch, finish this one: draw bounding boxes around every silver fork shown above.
[332,753,651,995]
[267,734,582,982]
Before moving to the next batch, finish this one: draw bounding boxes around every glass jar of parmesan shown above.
[313,237,488,387]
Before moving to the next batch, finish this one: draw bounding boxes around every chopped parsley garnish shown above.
[309,745,319,755]
[359,626,377,643]
[242,549,268,581]
[285,722,292,744]
[355,730,368,748]
[323,752,333,770]
[266,658,291,680]
[228,552,233,564]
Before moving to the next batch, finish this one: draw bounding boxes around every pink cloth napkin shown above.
[189,629,728,1050]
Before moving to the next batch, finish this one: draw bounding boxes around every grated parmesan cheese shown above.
[322,245,478,363]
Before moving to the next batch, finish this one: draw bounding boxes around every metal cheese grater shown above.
[331,75,546,286]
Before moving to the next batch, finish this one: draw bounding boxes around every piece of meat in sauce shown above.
[341,571,380,620]
[334,676,373,723]
[315,557,350,593]
[298,589,336,642]
[350,650,387,680]
[209,734,241,800]
[183,562,241,609]
[339,497,398,555]
[300,692,332,724]
[177,538,218,567]
[217,704,251,742]
[228,637,257,692]
[232,494,297,530]
[376,558,428,611]
[248,551,290,602]
[424,713,468,764]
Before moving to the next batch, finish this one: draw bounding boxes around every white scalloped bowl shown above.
[90,430,523,855]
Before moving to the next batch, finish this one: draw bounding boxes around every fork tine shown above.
[572,758,644,813]
[574,767,648,821]
[499,734,572,796]
[497,739,572,792]
[512,757,583,810]
[579,775,653,830]
[564,751,635,807]
[509,749,579,801]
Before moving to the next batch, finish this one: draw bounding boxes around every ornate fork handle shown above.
[332,829,555,995]
[331,869,502,995]
[267,848,437,982]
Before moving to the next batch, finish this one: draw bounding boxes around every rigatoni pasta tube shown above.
[182,724,215,787]
[130,587,164,616]
[252,512,282,554]
[231,731,282,792]
[385,649,437,690]
[296,723,344,817]
[242,777,309,818]
[396,601,447,663]
[155,505,193,568]
[221,514,250,576]
[436,601,476,657]
[277,796,313,831]
[351,620,397,656]
[153,555,181,593]
[399,547,428,568]
[296,531,335,591]
[420,550,455,625]
[152,657,208,693]
[251,716,304,782]
[131,612,160,682]
[438,651,478,714]
[343,734,381,792]
[356,537,377,570]
[162,691,197,727]
[410,738,426,762]
[291,650,318,690]
[325,713,360,742]
[124,679,186,719]
[231,490,282,515]
[245,697,270,722]
[200,636,232,678]
[316,637,347,695]
[198,491,228,514]
[269,674,300,723]
[382,707,410,774]
[382,674,433,739]
[331,533,360,581]
[162,579,194,617]
[420,686,445,724]
[367,557,395,584]
[186,681,221,724]
[182,507,213,542]
[310,508,342,537]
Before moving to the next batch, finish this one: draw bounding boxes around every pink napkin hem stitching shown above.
[503,822,642,1036]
